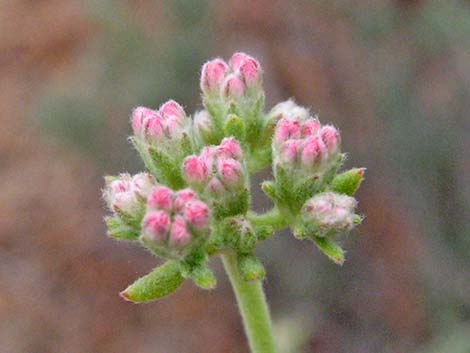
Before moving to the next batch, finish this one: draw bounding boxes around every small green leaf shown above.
[238,253,266,281]
[180,132,194,156]
[129,137,160,178]
[261,181,277,201]
[120,261,185,302]
[190,264,217,289]
[106,216,139,240]
[312,236,345,265]
[224,114,246,141]
[148,147,185,189]
[330,168,365,196]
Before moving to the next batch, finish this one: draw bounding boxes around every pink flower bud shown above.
[301,192,357,235]
[131,173,156,199]
[229,52,258,71]
[184,200,210,228]
[142,210,171,241]
[108,179,130,194]
[112,192,140,214]
[301,136,326,167]
[229,52,262,87]
[320,125,340,154]
[201,58,229,93]
[222,74,245,98]
[274,118,301,145]
[218,137,242,159]
[159,100,187,128]
[168,216,191,248]
[239,59,261,86]
[268,100,310,123]
[183,156,209,183]
[302,118,321,136]
[143,112,165,141]
[200,146,217,167]
[174,188,196,212]
[207,177,225,195]
[147,186,173,210]
[103,174,142,215]
[218,158,243,185]
[132,107,157,137]
[279,139,301,164]
[159,100,185,118]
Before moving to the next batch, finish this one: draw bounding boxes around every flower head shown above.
[273,115,341,175]
[103,173,156,217]
[183,138,246,196]
[200,52,263,100]
[140,187,211,257]
[300,192,358,236]
[131,100,190,147]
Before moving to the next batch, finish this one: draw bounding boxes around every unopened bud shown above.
[222,74,245,98]
[268,100,310,123]
[206,177,226,195]
[200,58,229,94]
[218,137,242,159]
[103,173,145,217]
[112,192,140,215]
[301,136,326,167]
[182,155,209,184]
[183,200,210,228]
[174,188,196,212]
[132,107,159,138]
[279,139,301,164]
[142,210,171,243]
[229,52,262,87]
[147,186,173,211]
[301,192,357,236]
[320,125,340,155]
[131,172,156,199]
[274,118,301,146]
[302,118,321,136]
[218,158,243,186]
[229,52,259,70]
[159,100,187,132]
[168,216,191,248]
[143,112,165,141]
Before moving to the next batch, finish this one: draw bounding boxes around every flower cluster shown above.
[132,100,190,151]
[299,192,358,237]
[200,52,262,99]
[141,187,210,258]
[103,172,156,220]
[183,137,249,218]
[130,100,193,189]
[102,51,365,303]
[273,114,341,176]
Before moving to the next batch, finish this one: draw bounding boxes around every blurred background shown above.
[1,0,469,352]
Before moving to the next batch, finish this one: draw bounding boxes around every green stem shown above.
[248,208,288,232]
[222,252,277,353]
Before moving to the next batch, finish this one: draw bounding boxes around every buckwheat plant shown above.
[103,52,364,353]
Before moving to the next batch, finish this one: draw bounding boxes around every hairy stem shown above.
[248,208,288,231]
[222,251,277,353]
